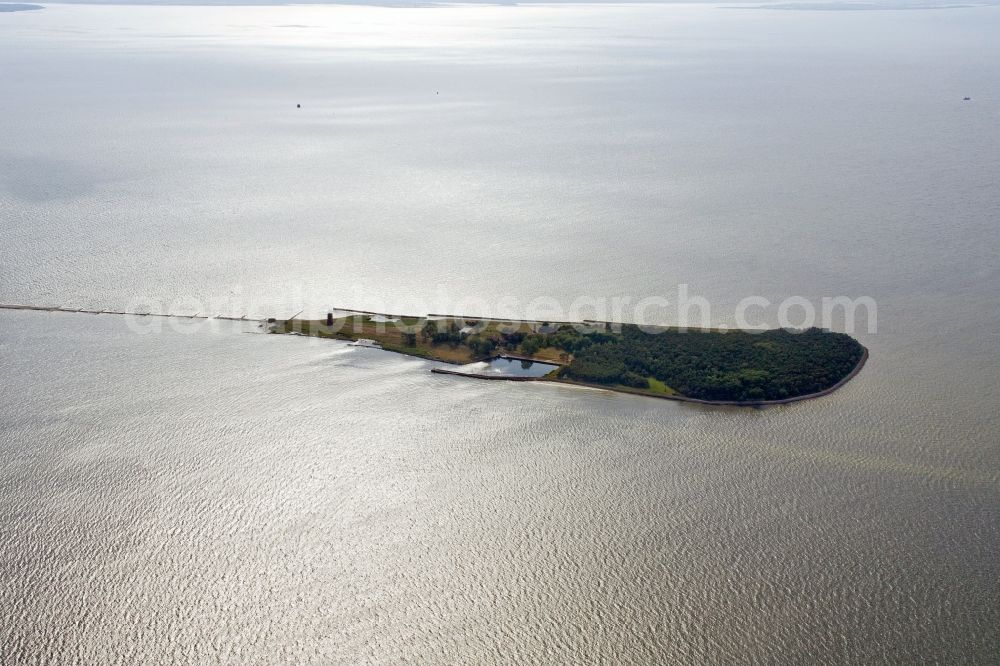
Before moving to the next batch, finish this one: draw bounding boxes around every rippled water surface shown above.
[1,3,999,663]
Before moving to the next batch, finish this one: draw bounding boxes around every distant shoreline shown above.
[0,4,44,12]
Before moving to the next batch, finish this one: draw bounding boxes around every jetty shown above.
[2,302,868,407]
[0,303,266,322]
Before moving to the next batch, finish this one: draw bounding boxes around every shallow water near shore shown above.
[1,2,999,663]
[1,309,997,663]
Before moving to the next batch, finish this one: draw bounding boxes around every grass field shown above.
[271,312,865,405]
[272,315,570,366]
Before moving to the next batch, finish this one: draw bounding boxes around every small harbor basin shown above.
[451,356,560,379]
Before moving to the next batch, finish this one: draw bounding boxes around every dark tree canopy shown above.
[560,326,864,402]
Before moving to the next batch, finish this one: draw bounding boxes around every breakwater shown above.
[0,303,265,321]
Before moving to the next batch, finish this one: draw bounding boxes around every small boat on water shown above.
[350,338,382,348]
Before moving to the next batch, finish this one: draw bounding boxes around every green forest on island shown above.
[559,325,865,401]
[276,315,865,403]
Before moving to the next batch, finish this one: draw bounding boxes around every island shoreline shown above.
[0,304,867,407]
[429,347,868,407]
[273,307,869,408]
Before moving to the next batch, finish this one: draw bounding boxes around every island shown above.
[270,311,867,406]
